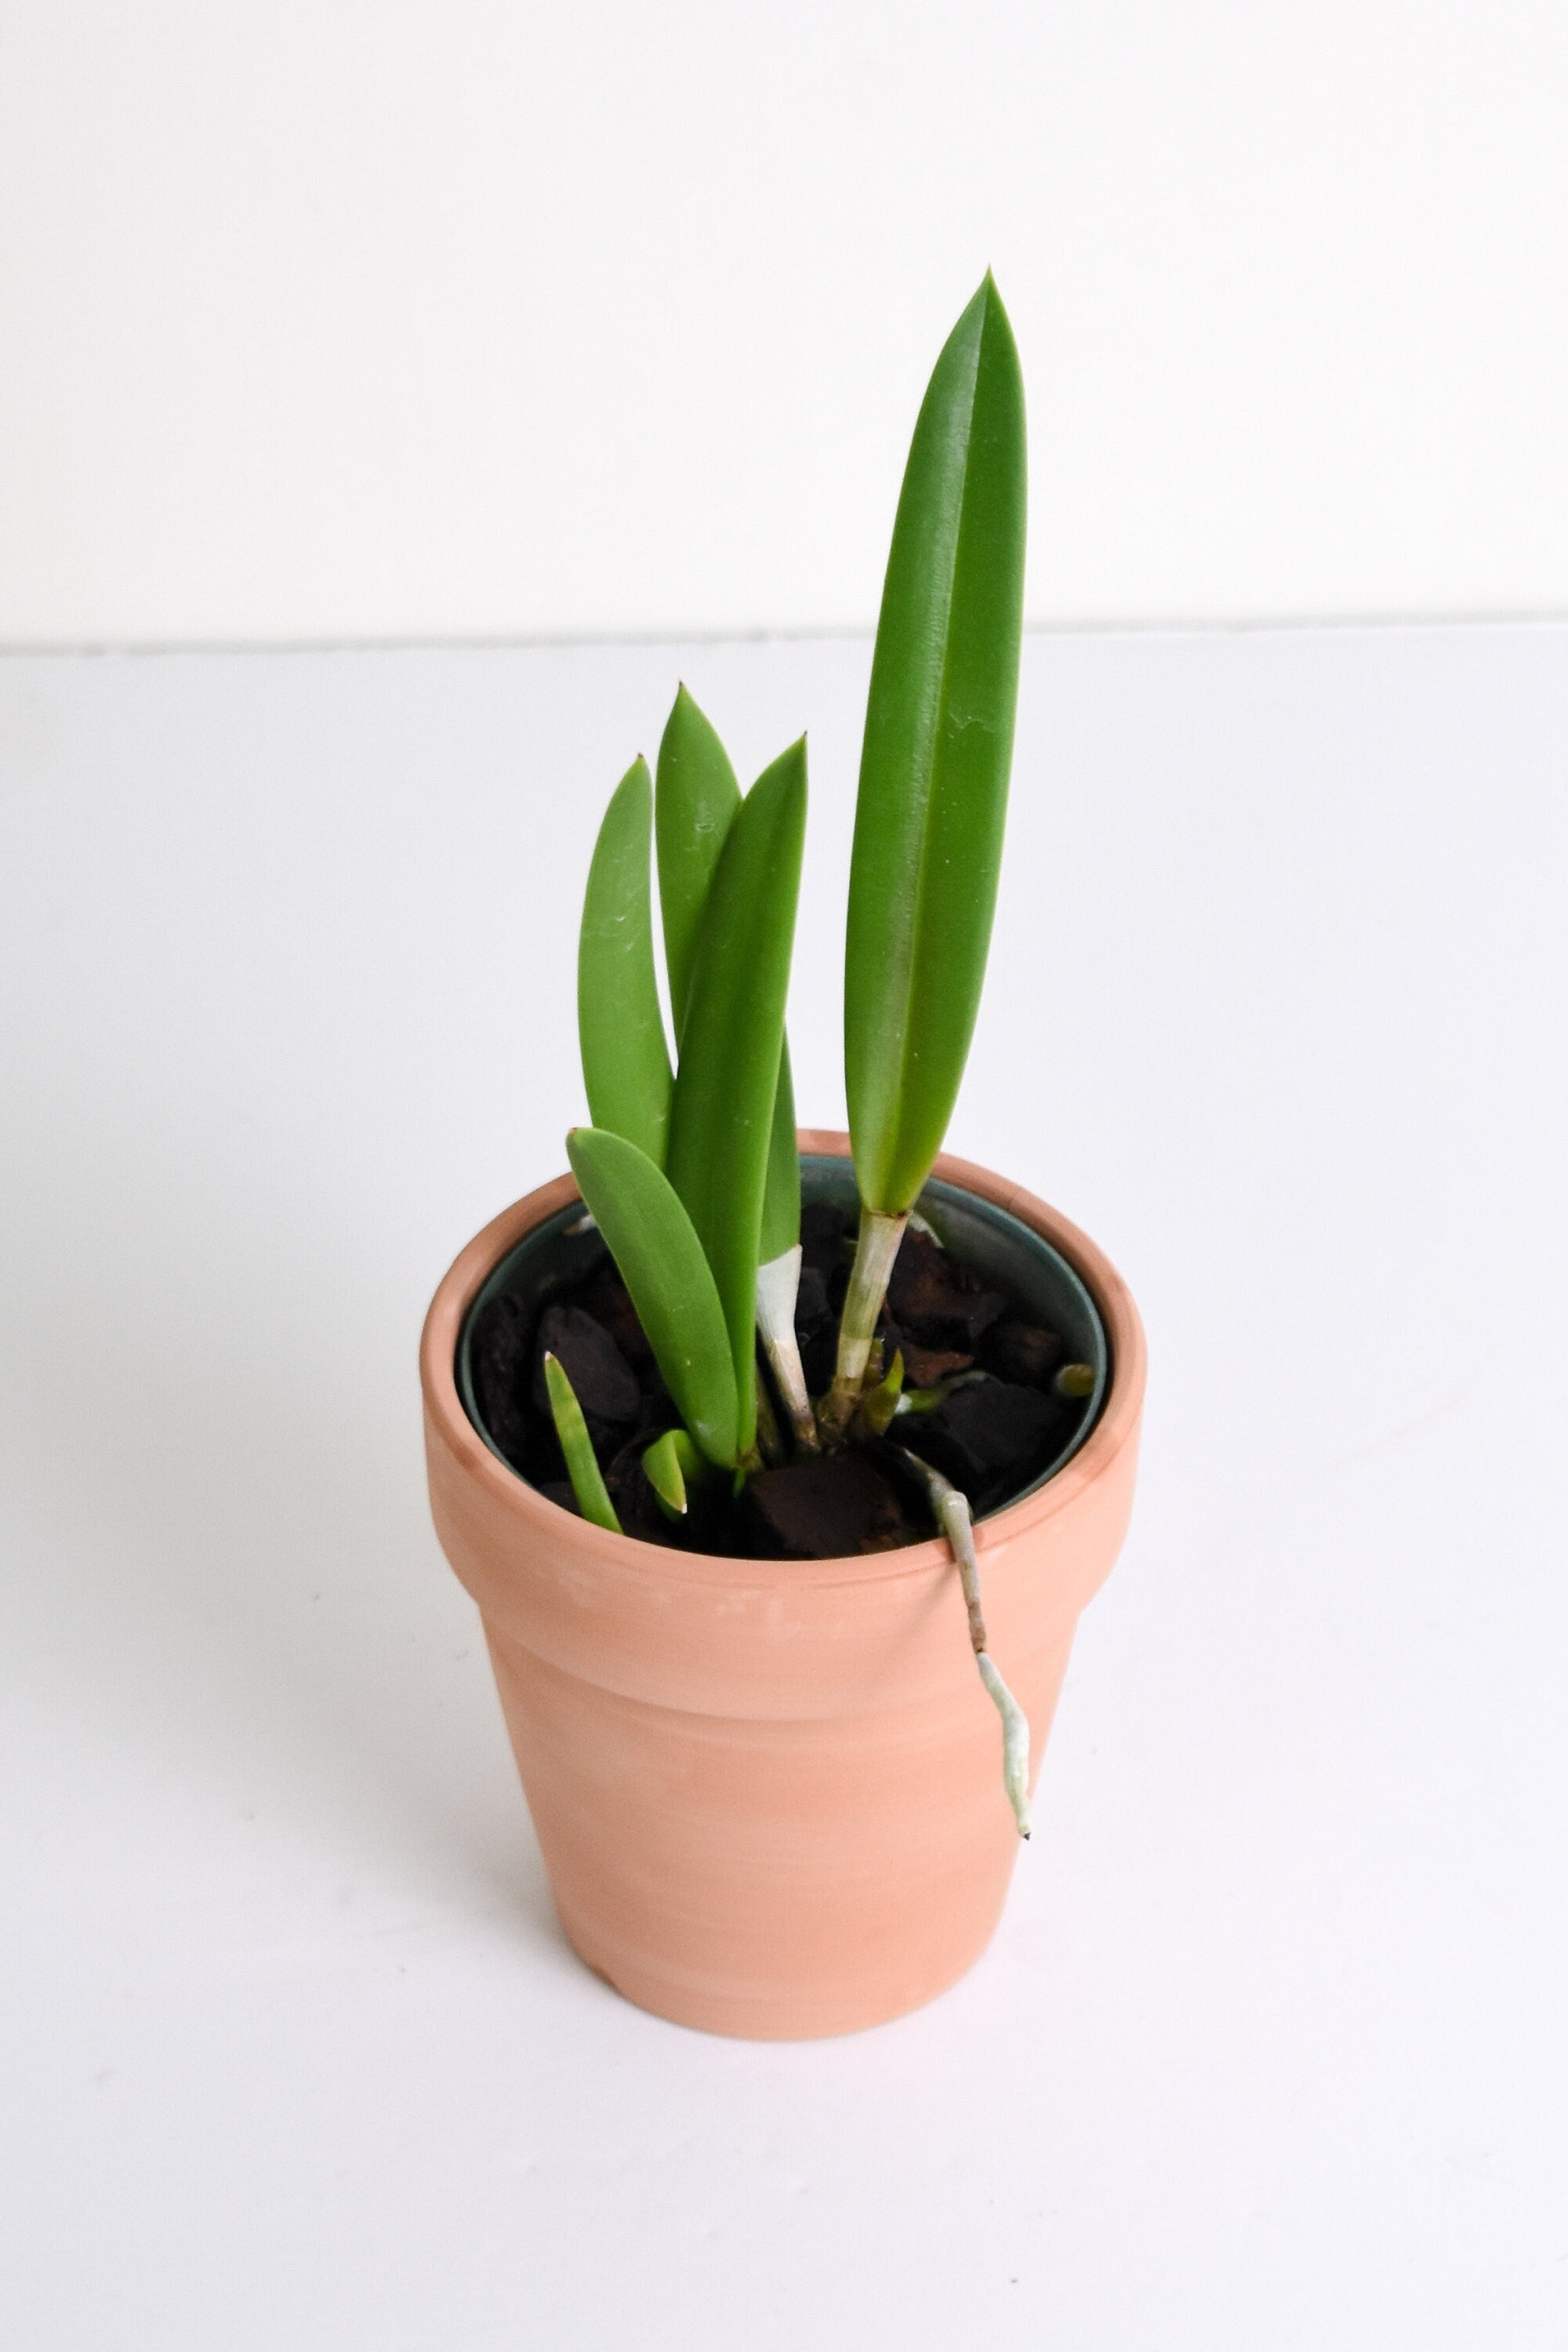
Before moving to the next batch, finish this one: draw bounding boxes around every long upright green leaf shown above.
[657,684,801,1267]
[665,740,808,1457]
[655,686,741,1038]
[566,1126,739,1467]
[578,757,673,1166]
[844,274,1027,1214]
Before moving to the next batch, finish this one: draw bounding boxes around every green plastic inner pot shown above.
[457,1155,1111,1523]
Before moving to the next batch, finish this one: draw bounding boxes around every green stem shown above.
[819,1207,906,1438]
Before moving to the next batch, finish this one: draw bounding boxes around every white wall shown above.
[2,1,1565,645]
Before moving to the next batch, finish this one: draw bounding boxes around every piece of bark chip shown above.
[580,1265,655,1369]
[800,1200,851,1272]
[632,1365,681,1439]
[530,1302,641,1432]
[744,1454,913,1559]
[888,1331,974,1388]
[899,1376,1058,1503]
[793,1261,833,1340]
[980,1318,1068,1385]
[887,1227,1007,1348]
[800,1201,855,1313]
[604,1438,677,1547]
[467,1293,538,1469]
[793,1261,837,1393]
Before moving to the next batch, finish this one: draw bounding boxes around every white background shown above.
[2,625,1565,2345]
[5,6,1566,2341]
[4,0,1568,645]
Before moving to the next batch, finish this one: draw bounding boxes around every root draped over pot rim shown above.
[902,1450,1033,1839]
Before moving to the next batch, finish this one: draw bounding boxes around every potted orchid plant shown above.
[421,278,1146,2039]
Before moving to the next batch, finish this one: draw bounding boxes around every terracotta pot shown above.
[420,1131,1145,2041]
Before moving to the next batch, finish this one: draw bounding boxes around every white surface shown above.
[4,3,1568,645]
[2,625,1566,2347]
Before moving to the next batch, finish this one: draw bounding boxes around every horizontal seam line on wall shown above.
[2,610,1566,659]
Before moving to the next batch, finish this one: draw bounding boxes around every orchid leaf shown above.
[844,273,1027,1215]
[566,1126,739,1467]
[578,757,673,1167]
[665,739,808,1458]
[858,1348,905,1437]
[655,686,741,1038]
[656,684,800,1261]
[543,1352,622,1534]
[758,1038,800,1264]
[643,1425,704,1519]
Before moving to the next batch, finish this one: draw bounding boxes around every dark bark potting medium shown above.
[458,1156,1109,1563]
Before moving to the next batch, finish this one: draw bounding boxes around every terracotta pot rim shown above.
[419,1129,1147,1590]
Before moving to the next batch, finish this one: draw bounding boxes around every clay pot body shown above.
[420,1133,1145,2040]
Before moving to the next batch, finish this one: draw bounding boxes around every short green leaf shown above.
[858,1347,905,1436]
[643,1425,704,1518]
[845,274,1027,1214]
[566,1126,739,1468]
[665,740,808,1459]
[579,757,673,1166]
[655,687,741,1040]
[758,1039,800,1264]
[543,1352,622,1534]
[655,685,800,1265]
